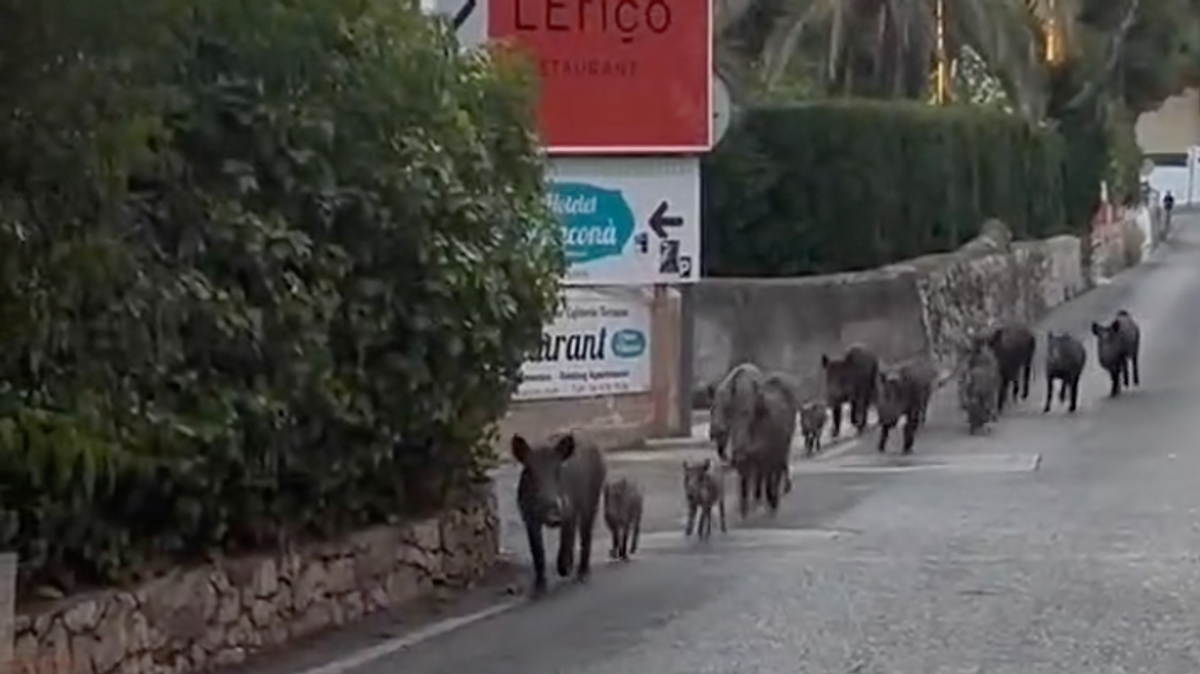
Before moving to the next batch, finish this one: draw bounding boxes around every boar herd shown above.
[508,310,1141,595]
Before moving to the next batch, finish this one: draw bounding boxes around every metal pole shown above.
[675,283,696,437]
[0,553,15,674]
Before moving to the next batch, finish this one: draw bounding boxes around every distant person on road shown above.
[1164,191,1175,232]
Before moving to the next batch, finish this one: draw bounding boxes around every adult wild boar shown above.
[728,372,797,518]
[875,359,936,454]
[1091,310,1141,397]
[821,345,880,439]
[1044,331,1086,413]
[511,433,607,595]
[708,362,764,461]
[987,324,1036,412]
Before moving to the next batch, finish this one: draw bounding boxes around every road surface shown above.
[257,216,1200,674]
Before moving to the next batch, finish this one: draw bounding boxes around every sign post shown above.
[430,0,715,437]
[0,553,14,674]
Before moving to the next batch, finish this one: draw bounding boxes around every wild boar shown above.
[987,324,1036,412]
[799,401,828,457]
[603,477,643,561]
[683,459,726,541]
[708,362,764,461]
[728,372,797,518]
[958,336,1000,434]
[1091,310,1141,397]
[1044,331,1086,413]
[875,359,936,454]
[821,345,880,438]
[511,433,606,595]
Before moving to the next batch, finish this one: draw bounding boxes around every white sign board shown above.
[547,156,701,285]
[515,288,652,400]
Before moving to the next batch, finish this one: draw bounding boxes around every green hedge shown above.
[0,0,562,598]
[702,100,1071,277]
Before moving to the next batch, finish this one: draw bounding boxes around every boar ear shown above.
[510,435,531,464]
[1109,319,1121,331]
[553,433,576,461]
[1090,322,1103,337]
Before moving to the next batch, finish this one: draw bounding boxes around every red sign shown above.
[489,0,712,154]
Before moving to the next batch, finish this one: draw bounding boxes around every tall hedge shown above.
[0,0,563,597]
[702,100,1071,277]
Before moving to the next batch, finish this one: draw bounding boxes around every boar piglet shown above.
[603,477,643,561]
[683,459,725,540]
[798,401,827,457]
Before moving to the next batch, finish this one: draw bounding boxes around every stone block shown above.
[13,489,499,674]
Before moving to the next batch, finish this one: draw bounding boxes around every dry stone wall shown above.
[693,231,1085,400]
[11,486,498,674]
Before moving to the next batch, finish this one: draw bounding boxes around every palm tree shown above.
[726,0,1087,118]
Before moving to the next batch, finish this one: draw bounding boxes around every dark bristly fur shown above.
[875,359,936,454]
[1091,310,1141,397]
[512,433,607,596]
[821,345,880,439]
[987,324,1036,413]
[1044,331,1086,413]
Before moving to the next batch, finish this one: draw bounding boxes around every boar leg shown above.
[901,414,918,455]
[577,508,597,580]
[556,519,577,578]
[524,521,548,595]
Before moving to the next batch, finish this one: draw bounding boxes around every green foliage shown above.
[0,0,562,596]
[702,100,1070,277]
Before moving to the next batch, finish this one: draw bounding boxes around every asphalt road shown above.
[271,216,1200,674]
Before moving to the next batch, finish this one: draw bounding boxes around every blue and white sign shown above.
[547,156,701,285]
[515,288,653,400]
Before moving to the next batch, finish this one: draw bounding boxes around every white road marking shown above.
[289,601,521,674]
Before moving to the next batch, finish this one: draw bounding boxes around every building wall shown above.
[1136,89,1200,155]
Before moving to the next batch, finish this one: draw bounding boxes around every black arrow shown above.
[648,201,683,238]
[451,0,475,28]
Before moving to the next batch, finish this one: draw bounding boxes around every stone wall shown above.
[693,267,930,406]
[12,486,498,674]
[694,232,1085,400]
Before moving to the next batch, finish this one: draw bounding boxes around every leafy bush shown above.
[702,100,1071,277]
[0,0,562,597]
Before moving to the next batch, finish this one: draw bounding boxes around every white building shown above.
[1136,89,1200,203]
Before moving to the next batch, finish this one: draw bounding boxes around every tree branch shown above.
[1064,0,1142,112]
